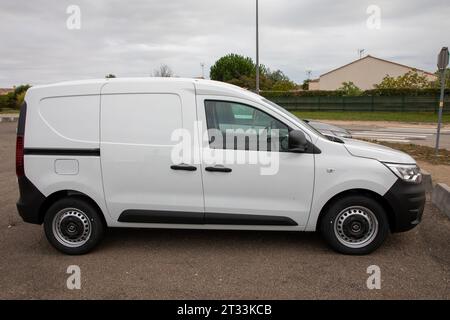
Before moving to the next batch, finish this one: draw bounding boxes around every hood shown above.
[343,139,416,164]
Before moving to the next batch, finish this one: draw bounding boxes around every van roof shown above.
[28,78,262,101]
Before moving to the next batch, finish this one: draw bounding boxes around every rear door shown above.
[100,81,204,224]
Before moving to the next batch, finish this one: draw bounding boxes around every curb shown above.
[431,183,450,219]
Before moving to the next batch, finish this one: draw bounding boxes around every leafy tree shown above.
[302,79,311,90]
[15,91,27,108]
[266,69,289,83]
[432,68,450,89]
[338,82,362,96]
[15,85,30,94]
[375,70,432,89]
[210,54,298,91]
[0,85,31,110]
[14,85,31,107]
[272,80,297,91]
[210,54,255,82]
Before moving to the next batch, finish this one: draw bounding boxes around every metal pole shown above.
[255,0,260,94]
[435,68,446,154]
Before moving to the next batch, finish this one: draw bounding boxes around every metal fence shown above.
[268,95,450,113]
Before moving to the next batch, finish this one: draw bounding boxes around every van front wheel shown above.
[320,195,389,255]
[44,197,105,255]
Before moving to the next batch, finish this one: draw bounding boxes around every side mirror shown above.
[289,130,308,152]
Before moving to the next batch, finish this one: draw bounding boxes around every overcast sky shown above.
[0,0,449,87]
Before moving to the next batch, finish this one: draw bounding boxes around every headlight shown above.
[383,163,422,184]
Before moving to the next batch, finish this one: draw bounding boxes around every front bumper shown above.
[383,178,426,233]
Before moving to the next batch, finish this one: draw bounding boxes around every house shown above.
[0,88,14,95]
[308,55,437,90]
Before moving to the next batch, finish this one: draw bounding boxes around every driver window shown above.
[204,100,290,151]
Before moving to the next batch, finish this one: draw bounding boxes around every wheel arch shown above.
[315,188,396,232]
[38,190,107,227]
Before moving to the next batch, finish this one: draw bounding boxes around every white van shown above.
[16,78,425,255]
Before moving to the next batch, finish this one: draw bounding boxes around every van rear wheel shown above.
[44,197,105,255]
[320,195,389,255]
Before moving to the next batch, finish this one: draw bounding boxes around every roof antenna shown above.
[358,49,366,59]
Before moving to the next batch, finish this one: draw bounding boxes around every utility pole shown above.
[435,47,449,154]
[255,0,260,94]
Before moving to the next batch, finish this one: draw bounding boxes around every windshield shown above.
[261,98,326,138]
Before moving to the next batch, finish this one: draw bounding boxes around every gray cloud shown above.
[0,0,449,87]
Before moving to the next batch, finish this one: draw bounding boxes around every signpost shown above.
[255,0,260,95]
[435,47,449,154]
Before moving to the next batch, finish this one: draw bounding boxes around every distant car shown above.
[304,120,353,139]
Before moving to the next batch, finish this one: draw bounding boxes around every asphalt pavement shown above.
[0,121,449,299]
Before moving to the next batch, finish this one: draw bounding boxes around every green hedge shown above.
[265,94,450,113]
[0,93,16,110]
[261,88,449,98]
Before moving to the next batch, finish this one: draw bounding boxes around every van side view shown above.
[16,78,425,255]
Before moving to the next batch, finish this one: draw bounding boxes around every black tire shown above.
[319,195,389,255]
[43,197,105,255]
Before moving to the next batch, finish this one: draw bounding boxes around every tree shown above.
[105,74,116,78]
[15,91,27,108]
[338,82,362,96]
[432,68,450,89]
[153,64,174,77]
[210,54,255,82]
[375,70,432,89]
[267,69,289,83]
[272,80,297,91]
[0,85,31,110]
[302,79,311,90]
[210,54,298,91]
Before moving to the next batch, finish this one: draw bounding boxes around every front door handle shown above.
[205,166,232,173]
[171,164,197,171]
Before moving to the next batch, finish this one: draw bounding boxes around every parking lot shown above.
[0,121,449,299]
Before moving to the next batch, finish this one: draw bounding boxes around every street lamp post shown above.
[255,0,260,95]
[435,47,449,155]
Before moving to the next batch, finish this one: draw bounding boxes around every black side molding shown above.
[118,210,298,226]
[119,210,204,224]
[205,212,297,226]
[24,148,100,156]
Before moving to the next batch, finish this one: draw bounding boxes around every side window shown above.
[204,100,290,151]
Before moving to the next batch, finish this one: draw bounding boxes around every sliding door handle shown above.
[171,164,197,171]
[205,166,232,173]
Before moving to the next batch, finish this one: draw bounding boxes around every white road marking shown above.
[375,139,411,143]
[352,132,428,139]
